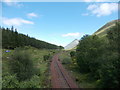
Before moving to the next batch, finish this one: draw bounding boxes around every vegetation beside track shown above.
[2,46,57,88]
[59,22,120,88]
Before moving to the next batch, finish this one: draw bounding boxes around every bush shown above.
[2,73,41,88]
[19,75,41,88]
[43,54,50,61]
[2,73,19,88]
[70,51,76,58]
[62,57,71,64]
[98,52,119,88]
[11,48,35,81]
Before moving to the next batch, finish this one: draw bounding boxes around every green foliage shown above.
[69,51,77,66]
[62,57,71,64]
[58,46,64,49]
[99,22,120,88]
[59,51,97,88]
[19,75,41,88]
[1,26,59,49]
[2,48,54,88]
[11,48,35,81]
[2,73,19,88]
[76,35,105,75]
[76,22,120,88]
[2,73,41,88]
[98,52,119,88]
[43,54,50,61]
[59,51,72,65]
[70,51,76,57]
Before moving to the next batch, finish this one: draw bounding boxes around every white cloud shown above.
[3,0,12,2]
[27,13,38,18]
[87,3,118,17]
[87,4,97,10]
[2,17,34,26]
[3,0,23,7]
[50,40,66,47]
[62,32,81,37]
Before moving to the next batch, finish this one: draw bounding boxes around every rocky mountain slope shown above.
[64,39,79,50]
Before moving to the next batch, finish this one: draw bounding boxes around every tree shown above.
[76,35,105,78]
[70,51,76,58]
[11,26,14,31]
[99,22,120,88]
[2,27,59,49]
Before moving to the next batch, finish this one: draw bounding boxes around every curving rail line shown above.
[50,53,78,88]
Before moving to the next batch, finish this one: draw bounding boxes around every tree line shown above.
[71,22,120,88]
[1,26,63,49]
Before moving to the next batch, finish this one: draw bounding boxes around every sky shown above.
[1,0,118,47]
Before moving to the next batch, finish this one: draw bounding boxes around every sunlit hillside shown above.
[93,19,120,37]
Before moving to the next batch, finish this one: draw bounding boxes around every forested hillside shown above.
[1,26,63,49]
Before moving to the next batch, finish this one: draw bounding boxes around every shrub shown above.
[70,51,77,66]
[98,52,119,88]
[19,75,41,88]
[11,48,35,81]
[2,73,41,88]
[43,54,50,61]
[62,57,71,64]
[70,51,76,58]
[2,73,19,88]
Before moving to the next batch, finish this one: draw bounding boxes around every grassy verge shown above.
[2,46,56,88]
[59,51,98,88]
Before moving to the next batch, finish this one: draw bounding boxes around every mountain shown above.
[65,20,119,50]
[93,19,120,37]
[64,39,79,50]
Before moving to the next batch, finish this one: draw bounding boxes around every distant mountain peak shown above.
[64,39,79,50]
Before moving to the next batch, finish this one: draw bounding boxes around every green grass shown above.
[59,51,98,88]
[2,46,56,88]
[2,49,14,74]
[68,66,98,88]
[59,51,72,64]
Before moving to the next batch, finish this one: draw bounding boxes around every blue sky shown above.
[1,1,118,46]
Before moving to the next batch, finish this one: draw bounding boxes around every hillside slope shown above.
[64,39,79,50]
[1,27,59,49]
[72,19,120,50]
[93,19,120,37]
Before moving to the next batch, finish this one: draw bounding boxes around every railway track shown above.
[50,54,78,88]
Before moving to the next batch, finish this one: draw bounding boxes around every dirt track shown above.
[50,53,78,88]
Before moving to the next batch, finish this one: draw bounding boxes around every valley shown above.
[1,19,120,88]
